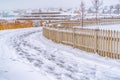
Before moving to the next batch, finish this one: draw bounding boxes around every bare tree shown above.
[88,7,93,13]
[115,4,120,14]
[80,1,86,27]
[109,5,113,15]
[92,0,103,20]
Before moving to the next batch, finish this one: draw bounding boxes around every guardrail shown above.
[43,27,120,59]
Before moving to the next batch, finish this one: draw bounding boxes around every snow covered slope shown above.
[0,27,120,80]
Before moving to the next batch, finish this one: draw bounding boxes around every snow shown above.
[0,17,18,20]
[0,27,120,80]
[0,29,50,80]
[74,24,120,31]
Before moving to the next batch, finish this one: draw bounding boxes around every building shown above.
[17,12,72,27]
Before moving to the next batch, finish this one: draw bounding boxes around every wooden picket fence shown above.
[0,20,33,30]
[43,27,120,59]
[48,17,120,27]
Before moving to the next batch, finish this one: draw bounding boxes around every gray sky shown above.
[0,0,119,10]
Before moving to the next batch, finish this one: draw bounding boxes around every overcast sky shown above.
[0,0,119,10]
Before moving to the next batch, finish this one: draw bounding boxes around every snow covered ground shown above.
[74,24,120,31]
[0,27,120,80]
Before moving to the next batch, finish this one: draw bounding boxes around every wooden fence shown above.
[0,20,33,30]
[43,27,120,59]
[47,18,120,27]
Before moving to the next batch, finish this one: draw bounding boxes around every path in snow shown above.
[0,27,120,80]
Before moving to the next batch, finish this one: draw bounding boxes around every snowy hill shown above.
[0,27,120,80]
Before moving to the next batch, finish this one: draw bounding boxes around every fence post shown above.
[73,27,76,48]
[48,27,50,39]
[94,29,99,53]
[107,30,110,57]
[57,27,61,43]
[117,31,119,59]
